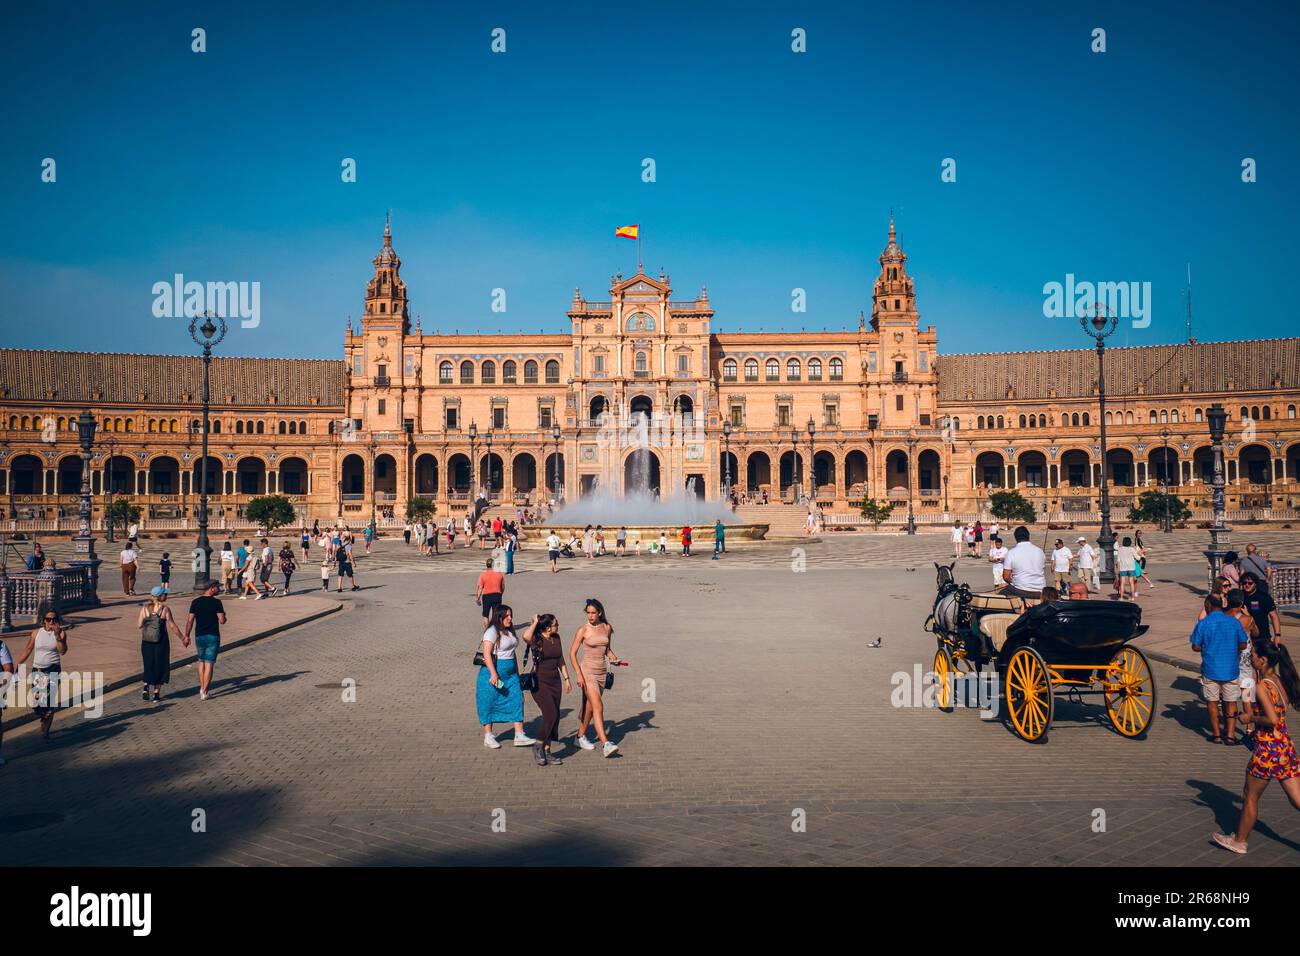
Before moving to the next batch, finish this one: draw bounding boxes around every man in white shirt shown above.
[1001,526,1046,600]
[545,531,562,574]
[1075,536,1098,592]
[1051,539,1073,591]
[987,536,1008,589]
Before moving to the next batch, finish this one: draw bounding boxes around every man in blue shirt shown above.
[712,520,726,560]
[1190,595,1249,744]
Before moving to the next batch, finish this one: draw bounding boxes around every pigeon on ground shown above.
[904,567,916,572]
[867,637,883,648]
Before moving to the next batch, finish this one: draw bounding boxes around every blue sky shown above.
[1,0,1294,359]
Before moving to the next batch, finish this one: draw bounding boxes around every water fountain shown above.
[539,410,769,544]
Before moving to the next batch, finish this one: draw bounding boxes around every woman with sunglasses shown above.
[137,586,187,702]
[523,613,571,766]
[14,606,69,741]
[570,598,621,757]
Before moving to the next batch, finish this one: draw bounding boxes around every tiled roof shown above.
[937,338,1300,403]
[0,349,345,408]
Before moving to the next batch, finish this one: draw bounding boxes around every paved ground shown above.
[2,532,1298,866]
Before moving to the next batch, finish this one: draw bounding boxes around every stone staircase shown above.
[734,503,812,537]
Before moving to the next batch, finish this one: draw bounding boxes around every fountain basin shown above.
[530,523,769,544]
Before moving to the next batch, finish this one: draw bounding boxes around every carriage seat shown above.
[969,593,1019,613]
[977,613,1021,652]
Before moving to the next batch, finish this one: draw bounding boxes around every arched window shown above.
[124,420,133,432]
[765,358,779,380]
[1170,409,1179,423]
[439,361,453,384]
[278,421,287,434]
[977,416,985,429]
[1020,415,1028,428]
[213,420,222,434]
[460,361,474,384]
[481,360,496,384]
[1251,405,1260,420]
[503,360,517,384]
[1262,406,1271,420]
[544,360,560,384]
[808,358,822,380]
[1240,406,1249,420]
[1039,415,1047,427]
[829,358,844,380]
[299,420,306,433]
[635,351,648,373]
[236,420,245,434]
[722,359,737,381]
[786,358,801,380]
[1149,410,1158,424]
[1289,405,1297,419]
[1081,412,1089,426]
[255,421,264,434]
[996,415,1004,429]
[1124,411,1133,425]
[524,360,538,384]
[744,358,759,381]
[287,421,296,435]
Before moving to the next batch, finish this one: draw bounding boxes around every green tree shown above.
[860,498,894,530]
[245,495,297,535]
[106,500,141,538]
[406,497,436,522]
[1128,490,1192,525]
[989,490,1036,524]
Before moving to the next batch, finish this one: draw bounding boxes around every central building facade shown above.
[344,217,941,518]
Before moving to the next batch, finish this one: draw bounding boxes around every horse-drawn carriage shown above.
[924,564,1156,742]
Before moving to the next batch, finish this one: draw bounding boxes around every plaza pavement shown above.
[1,531,1298,866]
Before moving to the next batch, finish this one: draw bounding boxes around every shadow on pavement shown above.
[1187,778,1300,854]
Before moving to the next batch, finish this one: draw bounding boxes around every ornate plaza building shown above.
[3,218,1299,531]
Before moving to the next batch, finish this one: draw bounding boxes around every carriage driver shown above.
[1001,526,1047,604]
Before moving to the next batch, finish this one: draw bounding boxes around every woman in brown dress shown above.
[570,598,622,757]
[523,613,570,766]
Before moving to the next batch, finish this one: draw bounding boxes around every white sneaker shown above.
[199,690,208,701]
[602,741,619,757]
[513,734,537,747]
[576,734,596,751]
[483,733,502,749]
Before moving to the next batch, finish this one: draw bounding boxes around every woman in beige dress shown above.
[570,598,621,757]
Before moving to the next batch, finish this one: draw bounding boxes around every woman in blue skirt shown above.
[477,604,537,750]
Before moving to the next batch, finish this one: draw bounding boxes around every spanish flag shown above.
[615,224,639,240]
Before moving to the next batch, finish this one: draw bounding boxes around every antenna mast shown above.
[1184,263,1194,343]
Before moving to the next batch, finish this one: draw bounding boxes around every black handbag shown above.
[604,671,614,691]
[473,627,502,667]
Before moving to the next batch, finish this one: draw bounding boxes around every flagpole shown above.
[637,233,642,273]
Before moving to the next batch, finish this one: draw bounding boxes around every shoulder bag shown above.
[519,643,538,693]
[473,627,501,667]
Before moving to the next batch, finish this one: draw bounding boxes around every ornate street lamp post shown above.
[807,416,817,500]
[788,427,800,501]
[905,428,917,535]
[485,431,494,499]
[468,421,478,502]
[1082,305,1118,583]
[1205,404,1231,585]
[1160,427,1173,533]
[368,434,378,533]
[721,419,732,500]
[103,436,118,542]
[70,411,102,605]
[189,312,226,590]
[551,423,562,503]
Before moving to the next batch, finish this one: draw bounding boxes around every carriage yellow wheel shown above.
[933,647,954,713]
[1104,646,1156,738]
[1005,646,1053,742]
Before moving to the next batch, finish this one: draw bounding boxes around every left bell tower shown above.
[345,215,409,436]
